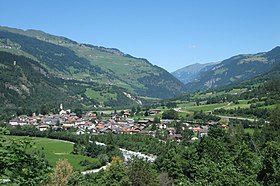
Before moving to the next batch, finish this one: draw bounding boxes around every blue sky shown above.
[1,0,280,72]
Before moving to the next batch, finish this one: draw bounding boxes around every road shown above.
[81,163,111,175]
[218,115,269,123]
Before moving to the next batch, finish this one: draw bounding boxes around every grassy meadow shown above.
[6,136,97,171]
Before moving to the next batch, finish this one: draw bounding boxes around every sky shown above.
[1,0,280,72]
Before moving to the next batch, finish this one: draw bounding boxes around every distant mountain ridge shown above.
[0,26,186,110]
[171,61,220,84]
[173,47,280,92]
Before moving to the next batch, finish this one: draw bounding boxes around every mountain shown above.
[172,62,220,84]
[216,62,280,92]
[185,47,280,92]
[0,51,85,114]
[0,26,185,111]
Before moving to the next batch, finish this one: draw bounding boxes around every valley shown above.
[1,26,280,186]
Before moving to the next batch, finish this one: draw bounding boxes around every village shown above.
[7,104,230,143]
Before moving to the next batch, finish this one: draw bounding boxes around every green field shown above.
[178,99,252,113]
[221,100,250,109]
[179,102,229,112]
[6,136,97,171]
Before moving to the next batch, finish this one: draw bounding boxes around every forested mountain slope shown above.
[185,47,280,92]
[0,26,185,99]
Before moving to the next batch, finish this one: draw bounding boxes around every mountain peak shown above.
[172,61,220,84]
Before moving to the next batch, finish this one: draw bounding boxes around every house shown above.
[149,109,161,116]
[198,129,208,138]
[158,123,167,129]
[36,124,50,131]
[99,127,112,133]
[167,127,176,134]
[161,119,174,124]
[138,119,149,125]
[117,120,129,125]
[126,118,134,123]
[191,127,202,133]
[75,119,86,126]
[168,134,182,142]
[148,118,154,123]
[62,123,75,129]
[96,125,105,130]
[9,119,20,126]
[130,126,142,133]
[123,111,131,117]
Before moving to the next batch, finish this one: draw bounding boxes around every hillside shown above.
[172,61,219,84]
[0,51,85,114]
[185,47,280,92]
[0,26,185,100]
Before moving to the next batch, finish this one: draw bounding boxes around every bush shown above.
[97,154,109,166]
[87,159,102,169]
[79,159,91,166]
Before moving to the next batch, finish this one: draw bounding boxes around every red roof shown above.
[96,125,105,129]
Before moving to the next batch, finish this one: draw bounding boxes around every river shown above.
[95,141,157,162]
[82,141,157,175]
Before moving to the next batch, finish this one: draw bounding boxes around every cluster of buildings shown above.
[8,105,157,135]
[8,105,224,142]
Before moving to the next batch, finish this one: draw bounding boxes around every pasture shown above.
[6,136,97,171]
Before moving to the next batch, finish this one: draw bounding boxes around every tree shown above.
[175,121,183,134]
[259,107,280,145]
[156,148,184,180]
[97,154,109,166]
[131,107,136,117]
[128,158,159,186]
[136,106,142,114]
[0,131,51,185]
[159,172,173,186]
[47,159,74,186]
[258,141,280,185]
[67,172,87,186]
[151,123,157,131]
[40,104,49,115]
[162,109,179,120]
[154,117,161,124]
[97,157,131,186]
[181,129,194,145]
[72,143,79,154]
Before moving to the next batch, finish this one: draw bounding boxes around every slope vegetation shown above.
[0,26,185,100]
[183,47,280,92]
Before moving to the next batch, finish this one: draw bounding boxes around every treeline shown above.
[67,157,162,186]
[192,110,221,122]
[91,133,168,156]
[7,125,89,144]
[214,107,271,119]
